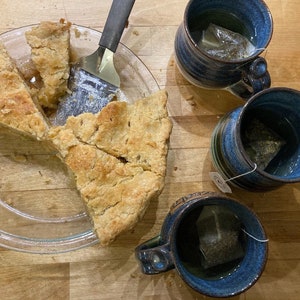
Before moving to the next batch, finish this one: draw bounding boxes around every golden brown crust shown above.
[65,144,163,246]
[0,43,49,140]
[1,21,172,246]
[48,90,172,246]
[58,90,172,176]
[25,19,71,109]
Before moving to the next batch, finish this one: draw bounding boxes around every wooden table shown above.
[1,0,300,299]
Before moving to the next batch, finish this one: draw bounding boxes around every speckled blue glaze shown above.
[135,192,268,298]
[174,0,273,99]
[211,88,300,191]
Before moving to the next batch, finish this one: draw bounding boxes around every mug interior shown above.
[185,0,273,59]
[173,198,267,297]
[239,88,300,181]
[175,204,247,280]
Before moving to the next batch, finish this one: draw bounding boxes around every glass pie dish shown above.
[0,24,159,254]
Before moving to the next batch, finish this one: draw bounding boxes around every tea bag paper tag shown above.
[209,172,232,194]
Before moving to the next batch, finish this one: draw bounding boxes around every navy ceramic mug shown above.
[174,0,273,99]
[211,87,300,191]
[135,192,268,298]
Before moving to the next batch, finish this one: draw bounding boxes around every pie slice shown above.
[58,90,171,176]
[0,43,49,140]
[25,19,71,110]
[48,90,172,246]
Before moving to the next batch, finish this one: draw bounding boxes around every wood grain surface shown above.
[1,0,300,299]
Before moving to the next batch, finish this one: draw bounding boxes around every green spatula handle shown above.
[99,0,136,53]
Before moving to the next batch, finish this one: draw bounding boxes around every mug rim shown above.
[236,87,300,183]
[183,0,273,64]
[169,192,268,297]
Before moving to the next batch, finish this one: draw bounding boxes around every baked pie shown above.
[0,43,49,140]
[49,91,172,245]
[25,19,71,110]
[0,21,172,246]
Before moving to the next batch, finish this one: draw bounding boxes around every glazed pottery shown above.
[174,0,273,99]
[211,87,300,191]
[135,192,268,298]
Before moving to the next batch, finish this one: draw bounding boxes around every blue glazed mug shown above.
[174,0,273,99]
[211,87,300,191]
[135,192,268,298]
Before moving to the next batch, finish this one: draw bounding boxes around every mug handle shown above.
[229,57,271,99]
[135,236,174,274]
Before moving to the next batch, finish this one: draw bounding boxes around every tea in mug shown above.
[199,23,256,60]
[176,205,247,280]
[189,9,256,61]
[241,108,299,175]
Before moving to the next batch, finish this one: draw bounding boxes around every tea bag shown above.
[196,205,245,269]
[199,23,256,60]
[243,118,286,170]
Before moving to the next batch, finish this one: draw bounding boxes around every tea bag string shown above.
[242,228,269,243]
[209,164,258,194]
[225,164,257,183]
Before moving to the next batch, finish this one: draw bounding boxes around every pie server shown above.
[53,0,135,125]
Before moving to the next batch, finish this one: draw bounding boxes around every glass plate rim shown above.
[0,23,159,254]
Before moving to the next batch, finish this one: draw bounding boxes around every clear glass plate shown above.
[0,24,159,254]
